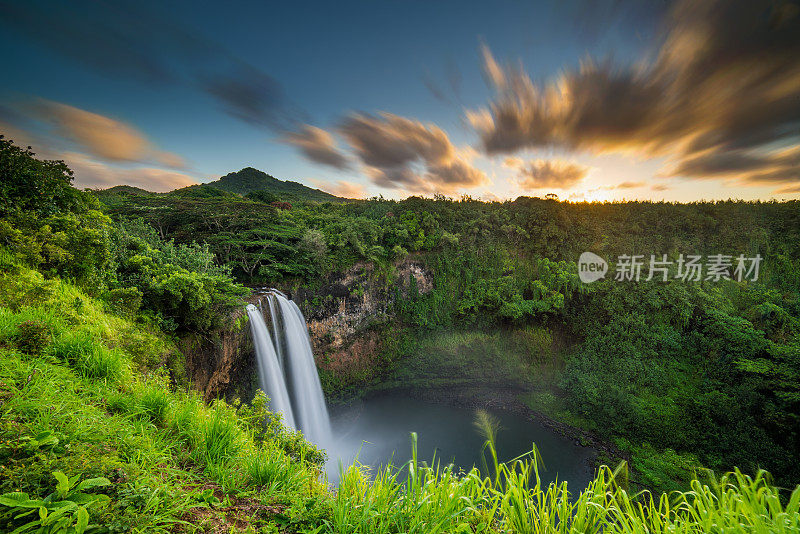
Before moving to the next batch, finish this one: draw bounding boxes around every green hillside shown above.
[93,167,345,205]
[97,185,153,196]
[205,167,344,202]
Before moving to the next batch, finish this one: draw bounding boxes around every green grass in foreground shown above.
[0,258,326,532]
[1,258,799,532]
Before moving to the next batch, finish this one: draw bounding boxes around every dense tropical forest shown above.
[1,135,799,531]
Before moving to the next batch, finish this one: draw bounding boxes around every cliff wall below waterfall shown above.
[178,307,258,402]
[179,256,433,402]
[289,256,433,399]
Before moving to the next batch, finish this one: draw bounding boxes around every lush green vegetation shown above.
[1,139,247,336]
[2,135,799,531]
[98,156,800,493]
[379,327,557,391]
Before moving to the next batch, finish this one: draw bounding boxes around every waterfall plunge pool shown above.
[323,392,596,488]
[245,298,594,490]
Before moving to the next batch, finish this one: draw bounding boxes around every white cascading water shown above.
[246,293,331,447]
[246,304,296,429]
[267,294,285,372]
[273,293,332,446]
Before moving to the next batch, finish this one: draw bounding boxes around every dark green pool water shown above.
[325,393,595,489]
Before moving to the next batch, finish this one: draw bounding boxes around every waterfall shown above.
[246,293,332,447]
[273,293,332,446]
[245,304,296,430]
[267,294,284,372]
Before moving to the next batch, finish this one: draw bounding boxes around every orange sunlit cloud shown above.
[34,100,186,168]
[311,179,367,199]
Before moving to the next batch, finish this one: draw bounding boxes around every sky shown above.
[1,0,799,202]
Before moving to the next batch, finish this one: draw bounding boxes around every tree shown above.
[0,136,92,218]
[300,229,329,274]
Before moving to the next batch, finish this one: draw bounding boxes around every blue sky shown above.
[1,0,798,201]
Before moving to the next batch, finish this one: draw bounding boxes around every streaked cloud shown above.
[284,124,350,170]
[0,118,41,155]
[422,57,463,105]
[34,100,185,168]
[566,178,677,201]
[365,166,429,193]
[61,152,197,191]
[617,181,646,189]
[426,159,487,191]
[505,158,588,190]
[339,112,487,194]
[775,184,800,194]
[312,179,366,199]
[202,65,301,131]
[470,0,800,190]
[2,111,195,192]
[0,1,302,133]
[340,113,454,169]
[480,43,507,90]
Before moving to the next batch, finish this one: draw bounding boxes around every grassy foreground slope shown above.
[0,256,327,532]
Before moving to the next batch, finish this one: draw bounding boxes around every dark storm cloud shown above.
[283,124,351,170]
[339,113,487,194]
[0,0,301,132]
[470,0,800,189]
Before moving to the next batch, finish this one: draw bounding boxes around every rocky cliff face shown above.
[180,257,433,402]
[178,307,257,402]
[179,257,433,401]
[292,258,432,390]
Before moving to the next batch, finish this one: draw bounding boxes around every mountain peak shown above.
[206,167,341,202]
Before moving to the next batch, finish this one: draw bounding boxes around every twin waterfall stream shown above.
[245,292,331,447]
